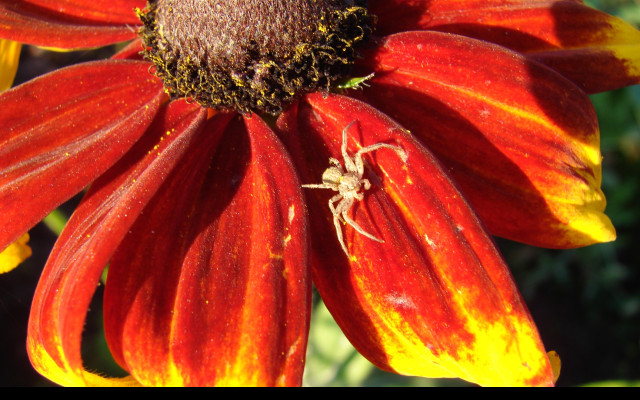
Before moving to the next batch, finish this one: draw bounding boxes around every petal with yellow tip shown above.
[27,101,209,386]
[369,0,640,93]
[103,114,310,386]
[358,31,615,248]
[277,93,555,387]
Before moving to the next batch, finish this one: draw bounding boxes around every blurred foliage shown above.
[1,0,639,387]
[587,0,640,25]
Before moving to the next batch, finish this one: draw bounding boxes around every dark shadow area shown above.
[15,45,121,87]
[368,0,432,37]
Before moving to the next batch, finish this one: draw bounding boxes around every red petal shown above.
[369,0,640,93]
[111,38,144,60]
[0,60,164,253]
[277,93,554,386]
[27,100,209,386]
[104,114,310,386]
[0,0,145,48]
[357,31,614,248]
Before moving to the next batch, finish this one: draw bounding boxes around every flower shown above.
[1,0,639,387]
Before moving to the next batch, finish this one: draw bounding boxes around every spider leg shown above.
[333,214,350,257]
[357,143,408,161]
[341,122,358,173]
[362,178,371,191]
[301,183,333,189]
[329,157,343,170]
[328,194,344,223]
[329,194,350,256]
[342,211,384,243]
[329,158,346,177]
[341,121,357,162]
[354,143,408,176]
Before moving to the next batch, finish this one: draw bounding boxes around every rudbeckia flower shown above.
[1,0,638,387]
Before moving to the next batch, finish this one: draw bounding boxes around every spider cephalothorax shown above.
[303,122,407,257]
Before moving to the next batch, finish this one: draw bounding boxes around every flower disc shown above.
[139,0,372,114]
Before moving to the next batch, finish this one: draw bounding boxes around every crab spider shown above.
[302,121,407,257]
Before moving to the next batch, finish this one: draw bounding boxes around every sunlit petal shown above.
[369,0,640,93]
[277,93,554,386]
[0,0,144,48]
[111,39,144,60]
[27,100,209,386]
[358,30,615,248]
[0,60,164,253]
[0,38,28,274]
[104,114,310,386]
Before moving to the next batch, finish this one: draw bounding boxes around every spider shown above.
[302,121,408,257]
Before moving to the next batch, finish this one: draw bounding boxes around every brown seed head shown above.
[139,0,372,114]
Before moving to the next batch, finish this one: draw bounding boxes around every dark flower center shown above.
[138,0,372,115]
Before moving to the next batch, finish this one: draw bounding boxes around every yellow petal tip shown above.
[547,351,561,384]
[0,233,32,274]
[558,202,617,247]
[0,39,21,91]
